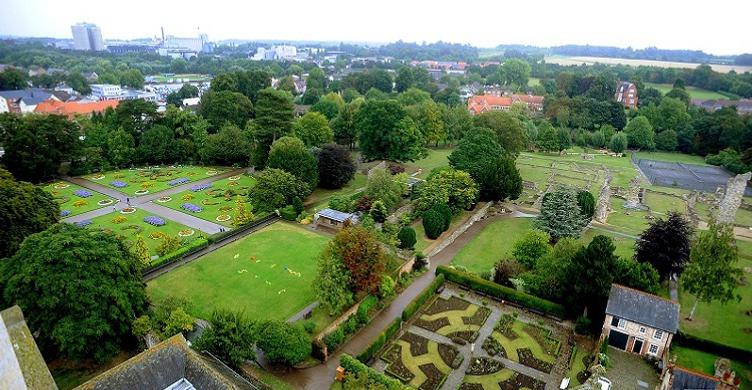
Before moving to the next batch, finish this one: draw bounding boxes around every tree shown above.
[310,98,341,120]
[512,230,551,269]
[131,234,151,267]
[248,168,311,212]
[535,122,560,152]
[522,238,580,302]
[331,100,361,149]
[556,128,572,152]
[317,143,356,189]
[370,200,388,222]
[365,168,404,210]
[328,226,386,294]
[232,196,255,226]
[166,84,199,107]
[251,88,295,166]
[534,186,587,241]
[569,235,620,315]
[472,111,527,156]
[137,125,175,163]
[609,132,628,153]
[634,212,693,280]
[195,310,257,367]
[493,259,525,287]
[266,136,319,188]
[682,221,743,320]
[615,259,660,294]
[0,224,148,361]
[415,168,478,212]
[655,129,678,151]
[422,208,445,240]
[357,99,426,161]
[119,69,144,89]
[407,100,446,146]
[314,249,353,316]
[624,116,656,150]
[576,190,596,219]
[202,123,252,165]
[199,90,254,129]
[502,59,532,88]
[397,226,417,249]
[106,128,136,167]
[0,68,28,89]
[257,321,311,365]
[293,111,333,147]
[0,168,59,258]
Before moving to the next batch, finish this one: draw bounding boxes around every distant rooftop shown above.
[315,208,358,223]
[605,284,680,333]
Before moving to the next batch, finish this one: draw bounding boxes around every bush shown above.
[303,321,316,334]
[435,266,565,318]
[397,226,417,249]
[323,327,345,351]
[257,321,312,366]
[434,203,452,231]
[576,190,595,219]
[575,316,592,335]
[422,209,444,239]
[413,252,428,271]
[329,195,354,213]
[343,316,359,334]
[292,197,305,214]
[356,317,402,363]
[379,275,396,299]
[280,205,298,221]
[674,331,752,363]
[402,274,445,321]
[370,200,388,223]
[340,354,410,389]
[148,238,209,269]
[357,295,379,324]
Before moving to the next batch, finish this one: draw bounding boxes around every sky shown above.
[1,0,750,55]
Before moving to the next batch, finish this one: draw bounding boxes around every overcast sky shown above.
[2,0,750,55]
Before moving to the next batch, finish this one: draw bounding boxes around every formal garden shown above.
[157,173,259,227]
[146,222,330,320]
[82,165,230,196]
[43,181,117,217]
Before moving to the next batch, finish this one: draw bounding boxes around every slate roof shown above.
[0,89,56,105]
[316,208,357,223]
[671,366,719,390]
[605,284,680,333]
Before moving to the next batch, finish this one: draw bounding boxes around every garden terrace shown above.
[43,181,117,217]
[414,296,491,344]
[83,207,197,258]
[158,174,259,227]
[379,331,458,390]
[485,315,560,373]
[146,222,329,321]
[82,165,229,196]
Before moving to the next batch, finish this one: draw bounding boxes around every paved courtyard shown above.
[605,348,660,390]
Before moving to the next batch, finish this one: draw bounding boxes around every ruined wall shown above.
[717,172,752,224]
[594,170,612,223]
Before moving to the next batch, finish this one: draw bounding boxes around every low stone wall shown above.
[315,299,363,343]
[396,257,416,279]
[594,170,612,223]
[427,201,493,258]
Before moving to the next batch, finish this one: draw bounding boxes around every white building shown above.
[90,84,122,99]
[273,45,297,60]
[71,23,105,51]
[164,34,208,53]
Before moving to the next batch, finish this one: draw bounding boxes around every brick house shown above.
[314,208,359,230]
[615,81,638,109]
[600,284,679,359]
[660,359,741,390]
[467,94,544,115]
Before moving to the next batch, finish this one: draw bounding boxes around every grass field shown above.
[405,148,453,179]
[645,82,729,100]
[158,174,257,227]
[545,55,752,74]
[670,345,752,383]
[146,222,329,320]
[85,207,197,257]
[147,73,211,83]
[43,181,117,217]
[82,165,228,196]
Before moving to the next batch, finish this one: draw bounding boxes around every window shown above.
[639,327,646,334]
[616,318,627,329]
[648,344,659,355]
[653,330,663,340]
[611,316,619,327]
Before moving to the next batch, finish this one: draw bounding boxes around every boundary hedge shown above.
[435,266,566,318]
[401,274,445,321]
[674,331,752,364]
[340,354,411,390]
[357,316,402,364]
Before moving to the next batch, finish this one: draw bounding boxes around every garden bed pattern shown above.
[43,181,116,217]
[484,314,560,374]
[85,165,228,196]
[379,331,457,390]
[414,296,491,344]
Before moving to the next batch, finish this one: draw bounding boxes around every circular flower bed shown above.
[156,196,172,203]
[74,189,92,198]
[206,170,219,176]
[53,182,70,189]
[178,229,195,237]
[149,231,167,240]
[228,182,238,187]
[120,207,137,214]
[228,175,241,181]
[110,180,128,188]
[216,214,232,222]
[89,174,105,181]
[97,199,114,206]
[134,189,150,195]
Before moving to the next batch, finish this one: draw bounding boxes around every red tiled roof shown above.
[34,99,119,117]
[467,94,544,114]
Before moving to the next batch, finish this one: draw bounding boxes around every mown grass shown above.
[646,82,729,100]
[670,344,752,383]
[82,165,228,196]
[42,180,117,217]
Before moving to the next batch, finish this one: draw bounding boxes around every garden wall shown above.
[426,201,493,258]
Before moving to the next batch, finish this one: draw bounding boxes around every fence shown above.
[635,155,752,195]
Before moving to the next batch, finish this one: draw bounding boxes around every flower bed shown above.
[216,214,231,222]
[73,200,88,207]
[465,357,504,375]
[120,207,137,214]
[181,203,203,213]
[143,216,166,226]
[150,231,167,240]
[446,330,479,344]
[191,183,212,192]
[97,199,114,206]
[134,189,149,195]
[228,175,241,181]
[156,196,172,203]
[111,215,127,224]
[401,332,429,356]
[482,334,507,358]
[463,306,491,326]
[415,317,451,333]
[499,372,545,390]
[168,177,189,186]
[110,180,128,188]
[75,220,92,227]
[523,324,561,357]
[121,224,142,232]
[206,170,219,176]
[495,314,518,340]
[423,296,471,316]
[89,174,105,180]
[178,229,195,237]
[438,343,463,369]
[73,189,92,198]
[53,182,70,189]
[517,348,553,373]
[417,363,445,390]
[382,344,415,383]
[60,210,71,217]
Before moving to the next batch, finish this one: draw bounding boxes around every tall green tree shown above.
[252,88,295,166]
[472,111,527,156]
[534,186,587,241]
[512,230,551,269]
[569,235,619,315]
[331,100,361,149]
[202,123,252,165]
[635,212,694,280]
[266,136,319,188]
[356,99,426,161]
[365,168,404,210]
[415,168,478,212]
[195,310,257,367]
[624,115,656,150]
[198,90,254,130]
[248,168,311,212]
[314,247,354,316]
[106,128,136,168]
[317,143,356,189]
[293,111,333,147]
[257,321,311,366]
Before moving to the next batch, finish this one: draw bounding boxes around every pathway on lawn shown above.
[139,202,225,234]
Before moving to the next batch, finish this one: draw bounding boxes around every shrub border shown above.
[340,354,411,389]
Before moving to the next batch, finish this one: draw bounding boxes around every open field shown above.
[545,55,752,74]
[146,73,211,83]
[158,174,258,227]
[82,165,228,196]
[670,345,752,384]
[645,82,729,100]
[43,181,117,217]
[84,207,197,257]
[146,222,329,320]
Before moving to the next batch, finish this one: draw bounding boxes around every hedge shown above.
[435,266,566,318]
[674,331,752,363]
[357,316,402,363]
[401,274,445,321]
[340,354,411,390]
[207,213,277,243]
[147,238,209,269]
[357,295,378,323]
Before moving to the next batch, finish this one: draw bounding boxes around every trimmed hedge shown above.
[147,238,209,269]
[340,354,411,390]
[357,316,402,363]
[674,331,752,363]
[435,266,566,318]
[401,274,446,321]
[357,295,378,323]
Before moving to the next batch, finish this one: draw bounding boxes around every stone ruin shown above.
[594,170,612,223]
[623,176,647,210]
[717,172,752,224]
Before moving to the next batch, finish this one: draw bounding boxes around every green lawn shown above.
[84,207,198,257]
[43,181,117,217]
[451,218,533,274]
[566,343,592,386]
[147,222,329,320]
[646,83,729,100]
[634,151,709,166]
[670,345,752,384]
[605,198,651,235]
[82,165,229,196]
[643,191,687,215]
[678,243,752,351]
[306,173,368,213]
[413,210,473,253]
[158,174,257,227]
[405,148,453,179]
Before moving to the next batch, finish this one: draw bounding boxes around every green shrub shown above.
[435,266,565,318]
[329,195,355,213]
[357,316,402,363]
[401,274,445,321]
[674,331,752,363]
[303,321,316,334]
[292,197,305,214]
[434,203,452,231]
[343,316,359,334]
[323,327,345,351]
[357,295,378,324]
[340,354,410,389]
[279,205,298,221]
[397,226,417,249]
[575,316,592,335]
[413,252,427,271]
[422,209,444,239]
[379,275,396,299]
[370,200,388,223]
[148,238,209,269]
